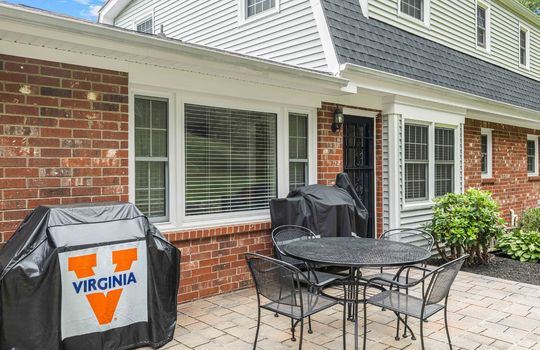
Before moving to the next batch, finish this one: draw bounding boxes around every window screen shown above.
[247,0,276,17]
[289,113,308,191]
[477,6,486,48]
[405,124,428,200]
[401,0,423,20]
[136,18,153,34]
[135,96,168,220]
[184,104,277,216]
[435,128,454,197]
[481,134,488,174]
[520,29,528,66]
[528,139,537,174]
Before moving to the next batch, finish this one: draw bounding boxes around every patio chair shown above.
[361,255,468,350]
[245,253,345,350]
[272,225,346,289]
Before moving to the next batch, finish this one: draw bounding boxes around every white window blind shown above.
[435,128,455,196]
[528,138,537,174]
[135,96,168,221]
[184,104,277,216]
[289,113,308,191]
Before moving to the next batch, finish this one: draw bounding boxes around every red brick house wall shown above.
[0,54,129,241]
[464,118,540,222]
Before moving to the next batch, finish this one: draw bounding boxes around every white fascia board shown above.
[0,3,350,96]
[341,63,540,127]
[310,0,341,74]
[98,0,131,25]
[500,0,540,31]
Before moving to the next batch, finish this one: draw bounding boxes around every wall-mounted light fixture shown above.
[332,107,344,132]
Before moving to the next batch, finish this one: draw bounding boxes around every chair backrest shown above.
[424,255,468,306]
[381,228,434,252]
[271,225,316,267]
[245,253,304,308]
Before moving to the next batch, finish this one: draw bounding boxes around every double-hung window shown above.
[289,113,308,191]
[400,0,424,21]
[520,26,530,68]
[404,124,429,201]
[434,128,455,196]
[476,3,490,50]
[134,96,168,221]
[527,135,538,176]
[184,104,277,216]
[481,129,492,178]
[246,0,276,17]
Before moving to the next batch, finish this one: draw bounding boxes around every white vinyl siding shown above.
[114,0,328,71]
[368,0,540,81]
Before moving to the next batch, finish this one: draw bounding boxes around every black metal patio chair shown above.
[362,255,468,350]
[245,253,345,350]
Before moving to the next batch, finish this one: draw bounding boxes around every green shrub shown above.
[425,188,506,265]
[518,208,540,232]
[497,230,540,263]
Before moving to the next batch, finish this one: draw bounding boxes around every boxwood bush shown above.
[425,188,506,265]
[497,230,540,263]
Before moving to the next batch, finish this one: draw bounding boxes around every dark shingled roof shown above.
[322,0,540,112]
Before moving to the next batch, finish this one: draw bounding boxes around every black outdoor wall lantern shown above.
[332,107,344,132]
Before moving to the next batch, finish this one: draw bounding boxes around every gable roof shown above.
[322,0,540,112]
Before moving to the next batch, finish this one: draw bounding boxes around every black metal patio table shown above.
[283,237,431,350]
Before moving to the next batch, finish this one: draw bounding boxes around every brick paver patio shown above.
[152,270,540,350]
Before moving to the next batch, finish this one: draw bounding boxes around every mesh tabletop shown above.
[283,237,431,268]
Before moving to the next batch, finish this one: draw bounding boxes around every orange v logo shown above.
[68,248,138,325]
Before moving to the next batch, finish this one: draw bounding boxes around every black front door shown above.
[343,116,374,238]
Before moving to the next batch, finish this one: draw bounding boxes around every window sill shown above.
[155,212,271,233]
[238,7,279,27]
[528,175,540,182]
[481,177,495,185]
[402,200,434,211]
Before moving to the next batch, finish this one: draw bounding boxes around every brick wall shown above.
[464,118,540,222]
[0,54,129,242]
[317,102,383,237]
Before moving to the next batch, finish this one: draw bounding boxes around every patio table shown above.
[283,237,431,350]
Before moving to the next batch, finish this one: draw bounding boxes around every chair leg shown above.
[290,318,297,342]
[342,302,347,350]
[253,307,261,350]
[362,301,367,350]
[444,307,453,350]
[420,319,425,350]
[402,315,409,338]
[308,316,313,334]
[395,313,400,340]
[298,318,304,350]
[274,313,279,317]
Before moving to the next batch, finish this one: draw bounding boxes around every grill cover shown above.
[270,173,369,237]
[0,202,180,350]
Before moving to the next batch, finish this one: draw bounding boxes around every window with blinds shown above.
[135,96,168,221]
[184,104,277,216]
[435,128,455,197]
[136,18,153,34]
[247,0,275,17]
[289,113,308,191]
[405,124,428,200]
[401,0,423,20]
[527,138,537,175]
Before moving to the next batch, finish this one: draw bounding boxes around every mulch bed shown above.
[429,253,540,286]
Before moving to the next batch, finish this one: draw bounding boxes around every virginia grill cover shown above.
[0,202,180,350]
[270,173,369,237]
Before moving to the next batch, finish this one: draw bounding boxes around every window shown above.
[434,128,454,196]
[520,26,529,68]
[289,113,308,191]
[136,18,153,34]
[405,124,429,200]
[184,104,277,216]
[246,0,275,17]
[134,96,168,221]
[481,128,492,178]
[527,135,538,176]
[477,4,488,49]
[400,0,424,21]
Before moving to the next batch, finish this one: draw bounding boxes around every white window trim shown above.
[132,9,155,34]
[238,0,280,26]
[519,24,531,70]
[397,0,430,28]
[527,134,539,176]
[475,0,491,53]
[401,119,460,210]
[129,87,317,231]
[481,128,493,179]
